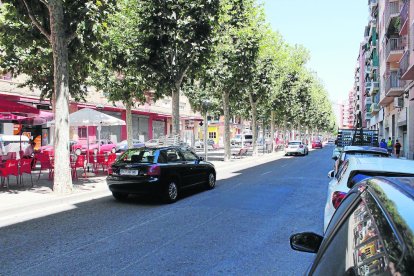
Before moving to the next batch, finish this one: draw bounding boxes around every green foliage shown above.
[0,1,116,100]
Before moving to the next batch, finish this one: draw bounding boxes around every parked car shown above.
[40,140,79,155]
[333,146,389,174]
[116,139,145,152]
[285,141,309,156]
[107,146,216,203]
[144,139,164,147]
[311,140,323,149]
[290,176,414,275]
[324,157,414,232]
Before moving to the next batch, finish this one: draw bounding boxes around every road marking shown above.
[261,171,271,176]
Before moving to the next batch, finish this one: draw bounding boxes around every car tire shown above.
[205,172,216,190]
[112,192,128,201]
[164,180,179,203]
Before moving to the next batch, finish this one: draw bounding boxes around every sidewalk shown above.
[0,150,287,227]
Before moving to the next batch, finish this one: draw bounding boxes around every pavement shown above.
[0,148,289,228]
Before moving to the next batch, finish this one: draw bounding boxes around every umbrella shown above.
[49,108,126,168]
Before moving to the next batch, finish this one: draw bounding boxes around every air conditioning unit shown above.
[394,97,404,108]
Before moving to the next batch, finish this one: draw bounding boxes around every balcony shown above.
[365,81,372,93]
[370,103,380,114]
[400,50,414,80]
[365,111,372,120]
[385,1,401,32]
[366,97,372,105]
[385,37,404,63]
[370,81,380,95]
[385,71,406,97]
[400,0,409,35]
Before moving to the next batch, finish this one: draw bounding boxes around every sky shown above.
[262,0,368,105]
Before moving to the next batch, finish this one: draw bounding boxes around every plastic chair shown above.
[96,154,107,174]
[71,154,87,179]
[102,153,117,175]
[35,153,54,181]
[0,159,19,188]
[20,158,33,187]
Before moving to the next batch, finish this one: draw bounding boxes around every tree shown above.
[137,0,220,136]
[90,0,148,148]
[0,1,115,193]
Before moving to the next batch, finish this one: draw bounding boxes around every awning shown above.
[0,99,40,115]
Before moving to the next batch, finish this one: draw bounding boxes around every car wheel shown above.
[206,172,216,190]
[112,192,128,201]
[75,148,81,155]
[164,180,179,203]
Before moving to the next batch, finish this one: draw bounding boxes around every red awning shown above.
[0,99,39,115]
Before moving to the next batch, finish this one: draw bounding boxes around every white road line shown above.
[261,171,272,176]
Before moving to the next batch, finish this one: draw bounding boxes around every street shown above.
[0,146,333,275]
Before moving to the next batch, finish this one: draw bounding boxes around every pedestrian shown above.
[395,140,402,158]
[23,140,35,158]
[387,137,393,155]
[379,139,387,149]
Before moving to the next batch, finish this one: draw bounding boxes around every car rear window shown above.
[119,148,156,163]
[288,142,301,145]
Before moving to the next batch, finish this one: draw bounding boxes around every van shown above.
[231,134,253,146]
[0,135,30,159]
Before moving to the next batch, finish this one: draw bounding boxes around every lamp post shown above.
[201,100,212,161]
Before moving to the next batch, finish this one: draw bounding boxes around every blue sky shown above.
[262,0,368,104]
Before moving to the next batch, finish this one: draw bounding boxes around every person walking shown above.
[395,140,402,158]
[387,137,393,156]
[380,139,387,149]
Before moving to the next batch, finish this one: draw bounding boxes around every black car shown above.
[107,146,216,203]
[290,176,414,275]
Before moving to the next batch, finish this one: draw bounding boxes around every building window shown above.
[78,127,87,138]
[208,132,216,139]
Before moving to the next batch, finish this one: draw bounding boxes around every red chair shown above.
[20,158,34,187]
[0,160,19,188]
[71,154,87,179]
[97,153,117,175]
[6,152,16,160]
[35,153,54,180]
[105,153,117,175]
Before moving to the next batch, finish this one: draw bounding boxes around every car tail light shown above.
[147,165,161,176]
[332,191,347,209]
[299,145,304,148]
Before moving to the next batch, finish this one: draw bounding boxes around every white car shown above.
[144,139,164,147]
[285,141,308,156]
[324,157,414,232]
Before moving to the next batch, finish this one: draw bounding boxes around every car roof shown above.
[289,140,302,143]
[343,146,388,154]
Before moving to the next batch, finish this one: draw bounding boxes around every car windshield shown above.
[344,152,388,161]
[288,142,301,145]
[119,148,156,163]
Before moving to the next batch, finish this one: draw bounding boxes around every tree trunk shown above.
[249,94,258,156]
[171,84,180,137]
[126,101,133,148]
[270,111,275,152]
[49,0,72,194]
[222,91,231,161]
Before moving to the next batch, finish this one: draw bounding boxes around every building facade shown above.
[0,74,204,146]
[352,0,414,158]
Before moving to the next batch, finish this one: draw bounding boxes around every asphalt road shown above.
[0,145,334,275]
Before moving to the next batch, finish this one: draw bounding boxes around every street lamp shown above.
[201,100,212,161]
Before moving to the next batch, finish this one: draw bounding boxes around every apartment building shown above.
[353,0,414,158]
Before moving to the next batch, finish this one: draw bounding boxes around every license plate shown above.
[120,169,139,176]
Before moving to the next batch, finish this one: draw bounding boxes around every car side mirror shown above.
[290,232,323,253]
[328,170,335,179]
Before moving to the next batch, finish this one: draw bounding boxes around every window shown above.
[181,150,198,162]
[208,132,216,139]
[313,190,399,275]
[78,127,87,138]
[165,149,182,163]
